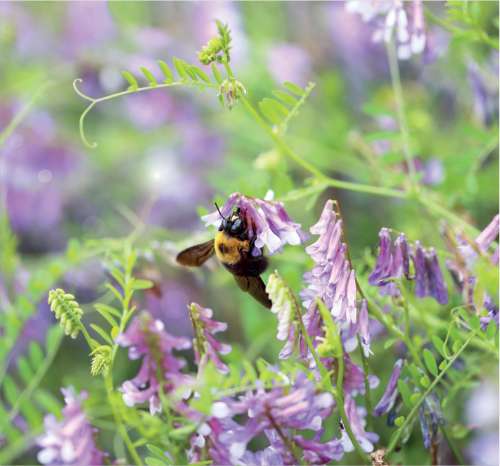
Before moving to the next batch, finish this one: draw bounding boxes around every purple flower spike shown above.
[202,192,305,255]
[373,359,404,416]
[302,200,359,325]
[189,303,231,374]
[117,312,192,414]
[418,393,445,449]
[37,387,105,466]
[476,214,499,253]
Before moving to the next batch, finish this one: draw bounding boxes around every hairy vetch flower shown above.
[301,200,360,325]
[369,229,448,304]
[37,387,105,466]
[202,192,305,255]
[346,0,426,60]
[266,271,299,359]
[189,372,342,465]
[189,302,231,374]
[418,393,445,449]
[412,242,448,305]
[116,311,191,414]
[369,228,410,297]
[373,359,404,416]
[342,394,379,453]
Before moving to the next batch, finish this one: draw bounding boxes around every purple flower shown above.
[412,242,449,305]
[373,359,404,416]
[301,200,359,324]
[190,373,340,464]
[117,312,191,414]
[341,394,379,453]
[418,393,444,449]
[189,303,231,374]
[202,193,305,255]
[37,387,105,466]
[346,0,426,60]
[369,228,410,297]
[467,58,499,127]
[342,354,379,396]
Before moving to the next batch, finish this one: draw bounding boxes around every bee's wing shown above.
[233,275,272,309]
[176,240,215,267]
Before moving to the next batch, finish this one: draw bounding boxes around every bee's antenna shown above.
[214,202,227,220]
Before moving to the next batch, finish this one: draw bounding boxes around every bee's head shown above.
[215,204,245,236]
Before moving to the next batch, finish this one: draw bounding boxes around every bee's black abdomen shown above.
[223,255,268,277]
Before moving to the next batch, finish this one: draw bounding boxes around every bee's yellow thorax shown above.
[214,232,249,265]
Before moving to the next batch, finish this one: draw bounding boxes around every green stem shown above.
[386,333,475,455]
[104,373,143,466]
[386,40,417,190]
[240,96,407,199]
[357,335,373,431]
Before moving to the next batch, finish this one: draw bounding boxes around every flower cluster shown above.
[189,302,231,374]
[445,214,499,326]
[369,228,448,305]
[188,372,344,465]
[301,200,359,324]
[116,312,191,414]
[346,0,426,60]
[202,192,306,255]
[37,387,105,466]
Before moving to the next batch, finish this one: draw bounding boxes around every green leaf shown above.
[17,356,34,384]
[140,67,157,86]
[3,375,18,406]
[410,392,421,404]
[94,303,122,319]
[29,342,44,367]
[420,375,431,388]
[272,89,298,106]
[168,424,197,439]
[283,81,305,96]
[486,320,497,339]
[34,389,62,415]
[131,279,153,290]
[259,98,287,125]
[431,336,447,358]
[397,380,413,408]
[423,349,438,376]
[173,57,188,80]
[46,325,62,354]
[395,416,405,427]
[157,60,174,83]
[146,444,167,460]
[211,63,223,84]
[90,324,114,345]
[145,457,168,466]
[191,66,211,83]
[383,337,398,350]
[121,70,139,91]
[94,305,118,328]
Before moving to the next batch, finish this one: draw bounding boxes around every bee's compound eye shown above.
[231,219,243,234]
[218,243,226,254]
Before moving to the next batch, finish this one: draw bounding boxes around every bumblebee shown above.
[176,205,271,308]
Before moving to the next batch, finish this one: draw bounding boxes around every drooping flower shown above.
[369,229,448,304]
[412,242,449,305]
[189,302,231,374]
[37,387,106,466]
[202,192,306,255]
[373,359,404,416]
[369,228,410,297]
[342,354,379,396]
[266,271,299,359]
[341,394,379,453]
[116,312,191,414]
[346,0,426,60]
[418,392,445,449]
[301,200,359,324]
